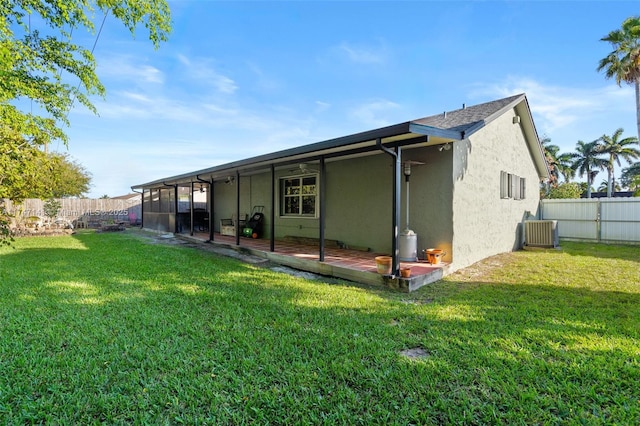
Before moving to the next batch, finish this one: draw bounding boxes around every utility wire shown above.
[55,11,109,152]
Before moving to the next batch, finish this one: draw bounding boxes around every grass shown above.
[0,231,638,424]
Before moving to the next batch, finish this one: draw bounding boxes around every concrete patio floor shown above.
[176,231,451,292]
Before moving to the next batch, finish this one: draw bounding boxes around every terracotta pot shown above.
[426,248,445,264]
[400,267,411,278]
[374,256,392,274]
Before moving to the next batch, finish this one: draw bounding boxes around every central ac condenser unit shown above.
[524,220,559,248]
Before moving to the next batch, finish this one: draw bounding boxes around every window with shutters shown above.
[501,171,526,200]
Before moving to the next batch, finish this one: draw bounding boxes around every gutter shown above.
[376,137,401,277]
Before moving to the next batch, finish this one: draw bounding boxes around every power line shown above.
[55,11,109,152]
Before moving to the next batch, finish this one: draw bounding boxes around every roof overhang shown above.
[132,121,461,189]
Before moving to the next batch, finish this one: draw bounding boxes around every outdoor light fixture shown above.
[225,176,235,184]
[438,143,452,152]
[403,162,412,177]
[402,160,424,179]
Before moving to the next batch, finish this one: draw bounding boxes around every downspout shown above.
[376,137,401,277]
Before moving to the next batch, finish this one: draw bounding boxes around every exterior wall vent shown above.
[524,220,559,248]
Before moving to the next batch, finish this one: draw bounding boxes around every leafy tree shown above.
[43,198,61,221]
[1,140,90,199]
[620,162,640,188]
[630,175,640,195]
[0,128,49,201]
[2,0,171,147]
[598,16,640,141]
[597,128,640,197]
[45,153,92,198]
[547,182,582,199]
[100,194,110,199]
[570,140,607,198]
[1,0,171,243]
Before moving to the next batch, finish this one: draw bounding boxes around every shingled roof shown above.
[412,94,525,136]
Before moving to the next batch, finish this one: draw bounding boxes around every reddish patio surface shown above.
[179,231,449,291]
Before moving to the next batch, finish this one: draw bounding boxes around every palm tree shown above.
[556,152,576,182]
[597,179,621,193]
[598,128,640,197]
[541,137,575,185]
[570,140,607,198]
[598,16,640,141]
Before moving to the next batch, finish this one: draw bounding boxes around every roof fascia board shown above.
[515,99,550,179]
[322,135,429,160]
[408,123,462,140]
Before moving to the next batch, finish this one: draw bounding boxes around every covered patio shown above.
[177,231,451,292]
[134,118,463,286]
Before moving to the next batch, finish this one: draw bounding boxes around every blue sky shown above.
[53,0,639,197]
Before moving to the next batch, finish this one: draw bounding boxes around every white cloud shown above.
[315,101,331,112]
[98,55,164,84]
[350,99,400,127]
[329,40,389,65]
[177,54,238,94]
[469,76,636,142]
[247,62,281,92]
[120,91,152,103]
[338,43,384,64]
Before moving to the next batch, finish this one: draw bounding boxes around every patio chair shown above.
[75,216,89,229]
[220,213,246,236]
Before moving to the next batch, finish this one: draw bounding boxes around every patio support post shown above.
[319,156,326,262]
[209,179,214,241]
[270,164,275,252]
[190,181,194,236]
[174,185,179,234]
[235,170,240,246]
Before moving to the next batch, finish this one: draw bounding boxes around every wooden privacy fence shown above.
[540,198,640,243]
[3,197,142,227]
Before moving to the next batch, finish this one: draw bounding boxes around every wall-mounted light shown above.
[225,176,235,184]
[403,162,412,177]
[513,116,521,124]
[438,143,452,152]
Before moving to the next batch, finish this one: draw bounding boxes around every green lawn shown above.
[1,231,638,424]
